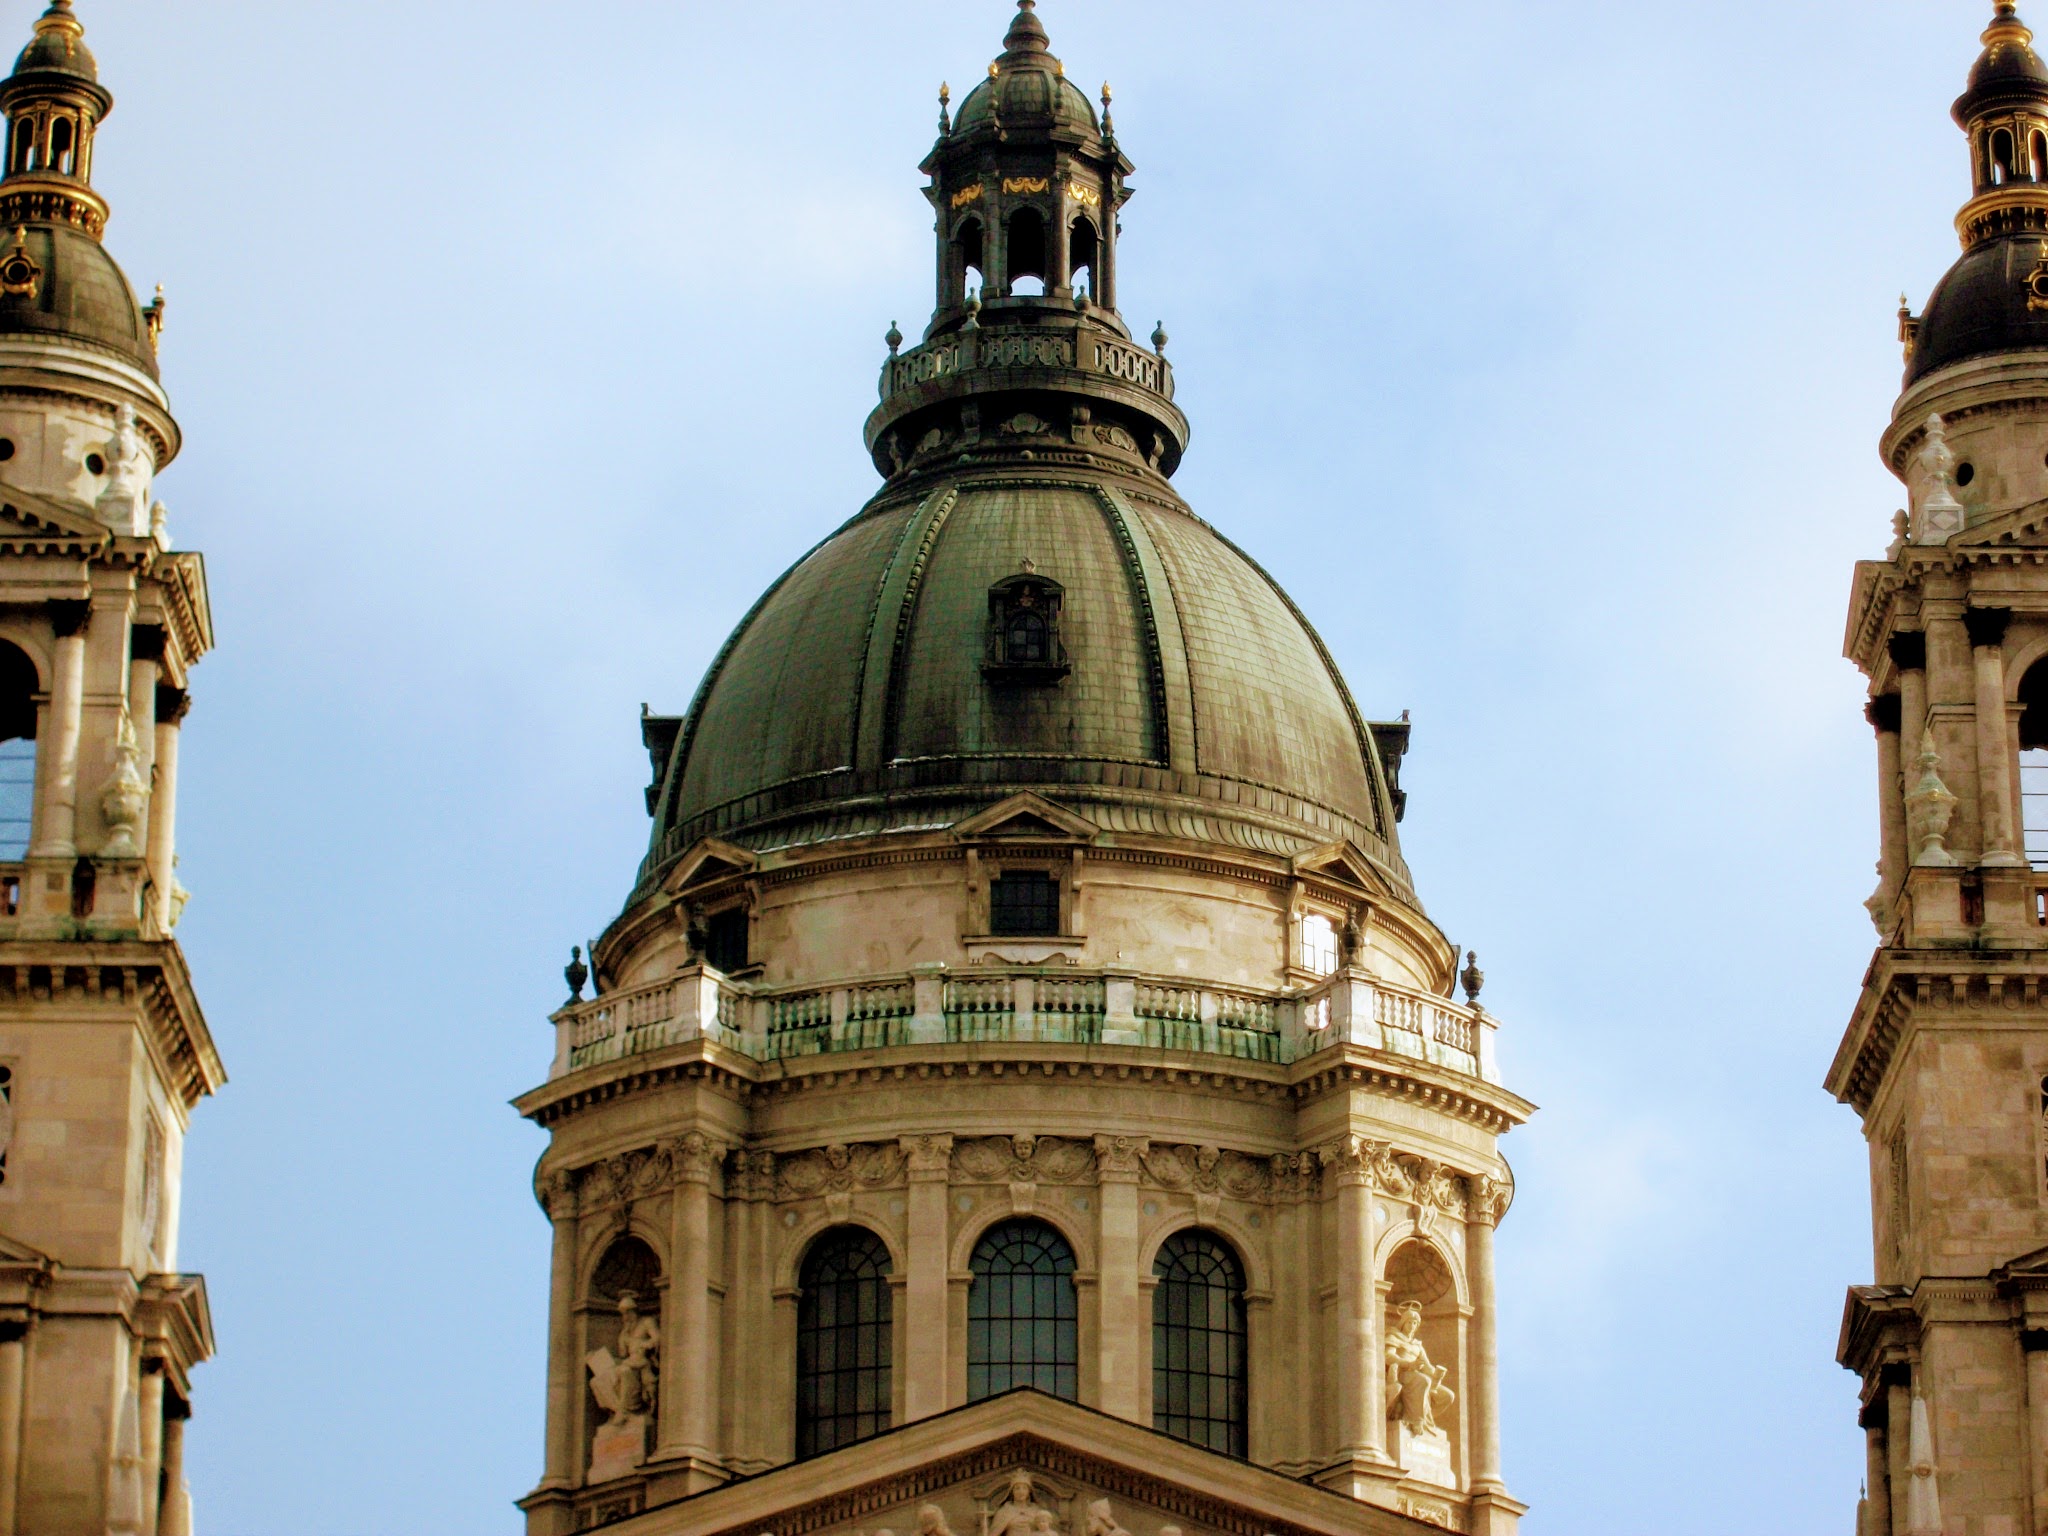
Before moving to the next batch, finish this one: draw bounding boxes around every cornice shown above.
[0,940,221,1110]
[1828,947,2048,1115]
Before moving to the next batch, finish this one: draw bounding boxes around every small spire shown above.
[885,319,902,355]
[938,80,951,134]
[1101,80,1115,136]
[1150,320,1168,354]
[1987,0,2034,46]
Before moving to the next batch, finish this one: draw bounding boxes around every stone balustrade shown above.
[878,324,1175,409]
[553,963,1501,1085]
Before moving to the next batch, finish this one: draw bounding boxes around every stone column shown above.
[147,687,186,931]
[657,1133,718,1467]
[1965,607,2024,865]
[155,1404,187,1536]
[901,1134,953,1422]
[126,626,160,778]
[540,1170,580,1488]
[1093,1135,1145,1422]
[0,1322,23,1536]
[1926,609,1981,857]
[1886,1375,1913,1536]
[1465,1178,1508,1493]
[1869,695,1907,907]
[1324,1137,1387,1464]
[1049,176,1072,296]
[1891,633,1929,763]
[138,1363,164,1536]
[29,600,87,858]
[1862,1415,1892,1536]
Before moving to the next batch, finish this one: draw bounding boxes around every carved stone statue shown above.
[1385,1301,1454,1438]
[985,1473,1054,1536]
[1082,1500,1130,1536]
[585,1292,660,1480]
[916,1506,958,1536]
[97,404,152,533]
[1913,412,1965,544]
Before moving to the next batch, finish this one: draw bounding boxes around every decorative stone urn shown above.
[98,719,148,860]
[1904,727,1959,868]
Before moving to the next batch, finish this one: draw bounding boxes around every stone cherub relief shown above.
[585,1292,661,1481]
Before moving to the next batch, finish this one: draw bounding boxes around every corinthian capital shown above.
[665,1131,721,1185]
[901,1132,955,1178]
[537,1165,578,1220]
[1468,1173,1513,1227]
[1317,1134,1392,1188]
[1093,1133,1148,1179]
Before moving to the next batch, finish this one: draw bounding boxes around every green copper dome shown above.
[643,469,1405,889]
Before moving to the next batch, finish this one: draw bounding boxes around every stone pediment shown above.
[603,1391,1449,1536]
[1291,840,1393,899]
[0,481,111,554]
[660,837,759,896]
[953,793,1100,844]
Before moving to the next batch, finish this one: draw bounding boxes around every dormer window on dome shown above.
[985,568,1068,683]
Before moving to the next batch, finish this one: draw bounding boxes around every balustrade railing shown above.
[555,963,1497,1085]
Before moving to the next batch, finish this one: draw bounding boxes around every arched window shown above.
[796,1227,894,1457]
[1070,216,1099,300]
[0,643,38,862]
[953,217,985,303]
[1996,126,2017,184]
[2033,129,2046,180]
[968,1218,1077,1402]
[7,118,29,175]
[1151,1230,1247,1456]
[1006,207,1047,295]
[48,116,71,176]
[2018,657,2048,867]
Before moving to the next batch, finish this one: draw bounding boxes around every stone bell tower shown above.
[1833,6,2048,1533]
[0,4,221,1534]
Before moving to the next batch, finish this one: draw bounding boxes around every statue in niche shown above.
[588,1292,660,1421]
[1385,1301,1454,1437]
[1082,1501,1131,1536]
[984,1473,1056,1536]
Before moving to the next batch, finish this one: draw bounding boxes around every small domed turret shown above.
[11,1,95,85]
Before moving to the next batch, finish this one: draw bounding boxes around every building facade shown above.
[0,3,223,1534]
[1835,6,2048,1534]
[518,7,1530,1536]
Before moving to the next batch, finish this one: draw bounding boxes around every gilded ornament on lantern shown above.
[1001,176,1050,195]
[950,182,983,210]
[1065,179,1100,206]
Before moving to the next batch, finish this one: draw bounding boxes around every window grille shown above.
[967,1219,1078,1402]
[990,870,1060,937]
[796,1227,894,1457]
[1151,1230,1248,1456]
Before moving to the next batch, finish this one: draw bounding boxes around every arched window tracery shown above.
[795,1226,894,1457]
[967,1218,1077,1402]
[1151,1229,1247,1455]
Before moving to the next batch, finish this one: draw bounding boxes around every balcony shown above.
[552,963,1500,1085]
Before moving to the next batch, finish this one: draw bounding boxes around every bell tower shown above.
[0,4,222,1534]
[1835,6,2048,1533]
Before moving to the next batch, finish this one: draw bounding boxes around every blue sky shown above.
[67,0,1980,1530]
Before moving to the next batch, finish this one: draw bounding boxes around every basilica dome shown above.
[645,475,1404,885]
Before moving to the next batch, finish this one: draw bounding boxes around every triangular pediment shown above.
[953,792,1099,843]
[0,481,112,551]
[1292,839,1392,897]
[605,1392,1454,1536]
[659,837,758,896]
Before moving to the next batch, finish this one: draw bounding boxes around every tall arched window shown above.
[1151,1230,1247,1455]
[0,642,39,862]
[2017,656,2048,867]
[967,1218,1077,1402]
[795,1226,894,1457]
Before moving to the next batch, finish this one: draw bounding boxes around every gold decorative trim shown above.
[1001,176,1051,196]
[1065,180,1100,207]
[0,228,37,299]
[950,183,984,210]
